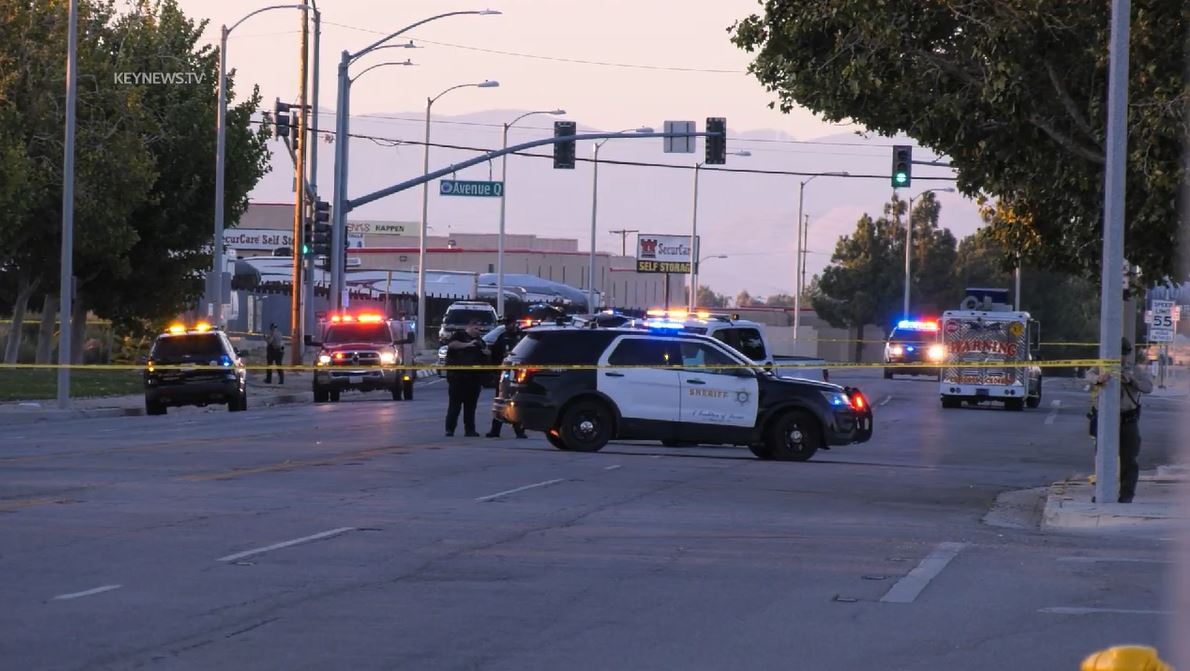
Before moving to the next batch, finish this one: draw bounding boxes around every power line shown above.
[322,21,745,74]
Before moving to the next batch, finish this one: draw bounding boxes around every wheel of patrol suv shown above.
[313,386,329,403]
[329,390,341,403]
[748,443,774,460]
[1025,378,1042,409]
[941,397,961,409]
[391,383,402,401]
[402,378,414,401]
[545,432,569,451]
[765,410,819,462]
[229,391,247,412]
[883,368,893,380]
[145,399,166,416]
[1005,397,1025,412]
[558,400,613,452]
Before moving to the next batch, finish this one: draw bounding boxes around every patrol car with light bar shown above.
[883,319,945,379]
[143,322,247,415]
[492,323,873,460]
[309,312,416,402]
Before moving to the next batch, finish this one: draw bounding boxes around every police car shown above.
[883,319,945,379]
[492,324,873,460]
[143,322,247,415]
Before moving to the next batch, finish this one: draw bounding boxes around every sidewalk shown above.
[0,373,313,424]
[1043,465,1190,535]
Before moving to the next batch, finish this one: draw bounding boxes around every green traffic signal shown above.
[891,145,912,188]
[894,172,908,185]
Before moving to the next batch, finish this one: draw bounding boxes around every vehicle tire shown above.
[145,399,166,416]
[402,378,414,401]
[1026,378,1042,409]
[229,391,246,412]
[941,396,961,409]
[883,368,893,380]
[546,432,569,451]
[313,386,329,403]
[748,443,774,460]
[1006,398,1025,412]
[391,384,402,401]
[330,390,341,403]
[765,410,819,462]
[558,400,613,452]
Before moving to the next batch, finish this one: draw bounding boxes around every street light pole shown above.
[793,171,848,339]
[416,80,499,349]
[498,108,565,318]
[903,187,955,318]
[56,0,79,409]
[214,4,310,328]
[589,127,653,312]
[688,152,749,311]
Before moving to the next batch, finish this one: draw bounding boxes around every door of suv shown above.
[675,340,759,443]
[598,336,681,438]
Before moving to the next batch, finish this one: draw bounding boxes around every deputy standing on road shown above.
[264,323,284,384]
[392,310,417,400]
[444,320,488,437]
[486,318,527,439]
[1090,337,1153,503]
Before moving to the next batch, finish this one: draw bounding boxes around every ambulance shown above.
[938,289,1042,411]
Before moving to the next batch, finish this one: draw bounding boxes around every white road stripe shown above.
[217,527,355,562]
[1058,556,1172,565]
[1045,399,1062,425]
[604,464,622,471]
[878,395,893,407]
[52,584,122,601]
[880,542,967,604]
[475,478,566,502]
[1040,607,1173,616]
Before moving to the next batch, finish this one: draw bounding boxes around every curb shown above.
[1041,476,1189,532]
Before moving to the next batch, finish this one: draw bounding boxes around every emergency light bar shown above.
[897,319,939,331]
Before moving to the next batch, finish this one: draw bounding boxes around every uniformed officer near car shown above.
[1088,337,1153,503]
[444,319,489,437]
[264,322,284,384]
[486,317,527,439]
[391,310,417,400]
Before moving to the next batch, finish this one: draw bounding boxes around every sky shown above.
[180,0,983,299]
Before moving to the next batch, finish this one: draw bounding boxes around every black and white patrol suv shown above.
[492,327,873,461]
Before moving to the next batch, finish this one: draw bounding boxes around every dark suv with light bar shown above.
[492,327,873,461]
[143,323,247,415]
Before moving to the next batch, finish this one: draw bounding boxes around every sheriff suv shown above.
[437,301,498,343]
[492,326,873,461]
[310,313,415,402]
[143,322,247,415]
[883,319,945,379]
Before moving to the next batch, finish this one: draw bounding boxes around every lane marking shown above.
[878,395,893,407]
[217,527,355,562]
[1039,607,1173,616]
[52,584,122,601]
[880,542,967,604]
[604,464,622,471]
[1045,399,1062,425]
[475,478,566,502]
[1058,556,1172,565]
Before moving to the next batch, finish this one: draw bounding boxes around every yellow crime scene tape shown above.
[0,359,1121,373]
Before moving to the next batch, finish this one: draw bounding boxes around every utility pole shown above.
[801,214,809,301]
[290,6,308,366]
[305,4,320,342]
[57,0,79,409]
[609,229,638,257]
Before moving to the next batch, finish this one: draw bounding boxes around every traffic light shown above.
[309,199,331,256]
[891,145,912,187]
[273,98,291,139]
[553,120,576,169]
[705,117,726,164]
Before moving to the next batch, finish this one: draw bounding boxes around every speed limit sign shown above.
[1149,300,1175,342]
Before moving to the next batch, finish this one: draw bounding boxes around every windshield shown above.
[150,334,225,363]
[324,323,390,343]
[889,328,937,344]
[444,309,496,325]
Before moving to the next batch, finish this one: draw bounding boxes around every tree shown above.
[812,213,904,361]
[764,293,794,307]
[731,0,1186,283]
[735,290,756,308]
[689,285,729,308]
[902,193,960,314]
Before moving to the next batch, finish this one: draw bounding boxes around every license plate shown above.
[976,388,989,396]
[349,375,363,385]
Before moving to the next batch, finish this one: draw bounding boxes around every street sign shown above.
[439,179,503,197]
[664,120,695,153]
[635,233,699,274]
[1149,299,1175,342]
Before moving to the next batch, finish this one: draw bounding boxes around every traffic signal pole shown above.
[305,6,320,341]
[290,6,308,366]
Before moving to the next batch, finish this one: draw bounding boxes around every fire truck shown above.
[310,312,416,403]
[939,288,1043,411]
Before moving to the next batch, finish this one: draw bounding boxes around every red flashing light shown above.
[333,352,345,360]
[850,391,867,410]
[514,368,538,384]
[357,313,383,323]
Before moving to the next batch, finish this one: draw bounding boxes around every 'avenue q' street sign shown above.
[439,179,503,197]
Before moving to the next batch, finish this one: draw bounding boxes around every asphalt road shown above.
[1,371,1185,670]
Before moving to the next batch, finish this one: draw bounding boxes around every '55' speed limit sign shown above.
[1148,300,1175,342]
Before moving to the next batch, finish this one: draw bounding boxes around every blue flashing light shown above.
[906,346,915,352]
[220,354,232,367]
[648,320,685,331]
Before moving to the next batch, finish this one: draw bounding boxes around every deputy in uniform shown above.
[486,318,527,438]
[392,310,417,400]
[444,320,488,437]
[1089,337,1153,502]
